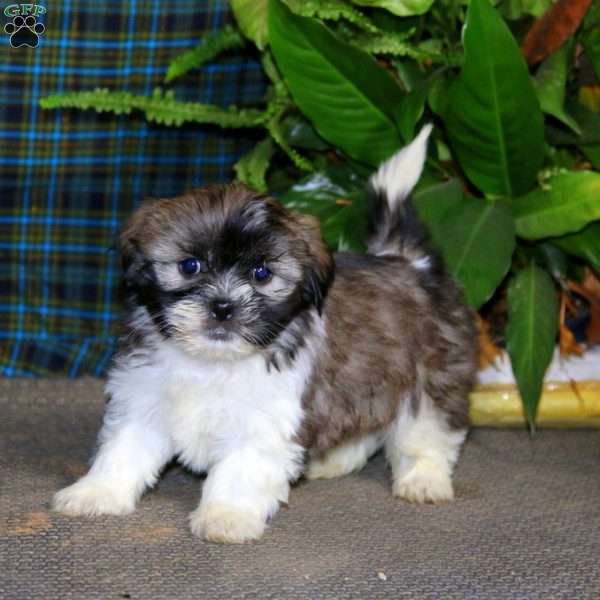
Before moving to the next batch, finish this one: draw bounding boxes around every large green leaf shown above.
[551,222,600,272]
[506,264,558,427]
[279,114,329,150]
[231,0,269,49]
[268,0,404,166]
[395,83,429,141]
[351,0,434,17]
[413,179,463,225]
[427,74,452,116]
[513,171,600,239]
[565,102,600,145]
[414,180,516,308]
[534,243,568,280]
[444,0,544,197]
[279,167,368,251]
[533,45,580,134]
[394,60,426,92]
[545,105,600,148]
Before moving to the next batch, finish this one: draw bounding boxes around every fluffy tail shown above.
[366,124,433,267]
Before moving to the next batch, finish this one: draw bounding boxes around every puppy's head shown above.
[120,183,333,359]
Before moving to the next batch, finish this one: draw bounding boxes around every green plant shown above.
[41,0,600,428]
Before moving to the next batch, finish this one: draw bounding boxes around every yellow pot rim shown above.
[470,380,600,427]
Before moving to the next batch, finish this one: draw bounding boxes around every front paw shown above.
[53,478,136,516]
[393,461,454,504]
[189,503,265,544]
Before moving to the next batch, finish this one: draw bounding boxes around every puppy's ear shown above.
[120,237,154,289]
[119,201,157,289]
[293,213,334,315]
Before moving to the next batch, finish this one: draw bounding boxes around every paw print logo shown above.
[5,15,45,48]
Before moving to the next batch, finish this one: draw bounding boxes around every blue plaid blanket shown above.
[0,0,265,376]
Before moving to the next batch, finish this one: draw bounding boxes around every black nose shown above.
[210,300,234,322]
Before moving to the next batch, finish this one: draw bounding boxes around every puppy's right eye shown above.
[178,257,201,276]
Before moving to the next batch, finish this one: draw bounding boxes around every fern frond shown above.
[262,54,296,123]
[164,26,245,83]
[40,88,268,128]
[234,138,275,192]
[267,114,314,173]
[352,32,461,65]
[260,71,313,173]
[262,52,283,86]
[284,0,379,33]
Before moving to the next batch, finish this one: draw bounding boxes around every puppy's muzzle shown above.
[210,299,235,322]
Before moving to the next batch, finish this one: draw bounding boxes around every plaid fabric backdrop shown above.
[0,0,265,376]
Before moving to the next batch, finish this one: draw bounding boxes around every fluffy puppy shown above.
[53,126,478,543]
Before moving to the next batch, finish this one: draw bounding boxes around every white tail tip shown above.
[370,124,433,207]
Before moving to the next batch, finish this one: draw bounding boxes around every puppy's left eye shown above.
[178,257,201,276]
[251,265,272,283]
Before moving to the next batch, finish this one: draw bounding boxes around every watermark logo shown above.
[4,4,46,48]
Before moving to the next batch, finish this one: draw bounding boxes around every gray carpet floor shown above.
[1,378,599,600]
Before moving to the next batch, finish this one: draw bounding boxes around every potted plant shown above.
[41,0,600,429]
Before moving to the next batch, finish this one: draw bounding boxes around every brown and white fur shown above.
[53,125,478,543]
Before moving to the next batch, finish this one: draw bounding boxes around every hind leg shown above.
[385,396,466,504]
[306,432,384,480]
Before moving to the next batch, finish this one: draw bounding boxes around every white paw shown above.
[305,459,351,480]
[53,478,136,516]
[306,433,382,480]
[393,461,454,504]
[190,503,266,544]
